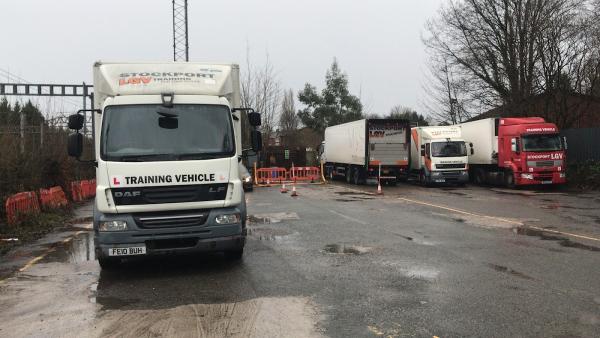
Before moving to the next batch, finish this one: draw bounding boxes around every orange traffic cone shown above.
[280,182,288,193]
[291,179,298,197]
[376,180,383,195]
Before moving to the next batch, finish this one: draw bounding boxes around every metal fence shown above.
[561,128,600,163]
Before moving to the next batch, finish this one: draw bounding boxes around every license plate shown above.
[541,181,553,185]
[108,246,146,256]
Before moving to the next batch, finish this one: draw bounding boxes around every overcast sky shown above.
[1,0,443,116]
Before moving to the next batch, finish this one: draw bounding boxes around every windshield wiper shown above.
[177,152,231,160]
[119,154,176,162]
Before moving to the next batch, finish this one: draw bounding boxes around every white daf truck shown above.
[409,126,470,185]
[67,62,262,269]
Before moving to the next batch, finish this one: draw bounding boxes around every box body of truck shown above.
[322,119,410,184]
[409,126,469,185]
[90,62,248,267]
[459,117,566,187]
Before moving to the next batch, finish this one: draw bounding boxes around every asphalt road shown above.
[1,182,599,337]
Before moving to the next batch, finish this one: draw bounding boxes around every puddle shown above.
[247,227,293,241]
[247,212,299,224]
[42,232,96,263]
[323,244,372,255]
[515,227,600,252]
[487,263,534,280]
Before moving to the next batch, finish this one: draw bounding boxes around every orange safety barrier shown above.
[5,191,40,225]
[256,167,288,184]
[289,166,321,182]
[80,179,96,199]
[71,181,83,202]
[39,186,69,210]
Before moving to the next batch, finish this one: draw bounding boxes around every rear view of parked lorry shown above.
[322,119,410,185]
[459,117,566,187]
[67,62,262,269]
[410,126,469,185]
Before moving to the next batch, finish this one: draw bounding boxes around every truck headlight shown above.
[244,176,251,183]
[215,213,241,225]
[521,173,534,180]
[98,220,128,232]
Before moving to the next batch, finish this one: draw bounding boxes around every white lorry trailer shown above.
[409,126,470,185]
[321,119,410,185]
[67,62,262,269]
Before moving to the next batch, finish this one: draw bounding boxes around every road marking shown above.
[330,183,600,244]
[329,210,367,225]
[16,230,87,274]
[397,197,600,243]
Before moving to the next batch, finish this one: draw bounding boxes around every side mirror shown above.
[248,111,262,127]
[68,133,83,158]
[420,144,425,157]
[562,136,568,150]
[158,116,179,129]
[68,114,84,130]
[251,130,263,152]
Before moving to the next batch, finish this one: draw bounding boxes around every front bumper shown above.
[515,171,566,185]
[94,207,245,258]
[428,170,469,184]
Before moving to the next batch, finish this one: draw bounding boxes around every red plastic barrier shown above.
[71,181,83,202]
[289,166,320,182]
[39,186,69,210]
[256,168,288,184]
[83,179,96,198]
[5,191,40,225]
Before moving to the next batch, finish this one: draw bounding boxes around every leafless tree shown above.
[240,47,282,148]
[423,0,595,127]
[278,89,298,133]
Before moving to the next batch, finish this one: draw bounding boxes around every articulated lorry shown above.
[321,119,410,185]
[67,62,262,269]
[409,126,469,185]
[458,117,566,187]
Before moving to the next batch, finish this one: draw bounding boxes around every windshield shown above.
[431,141,467,157]
[522,134,562,152]
[101,104,234,161]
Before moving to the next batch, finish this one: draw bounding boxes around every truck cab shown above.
[410,126,469,185]
[67,62,262,269]
[498,118,566,186]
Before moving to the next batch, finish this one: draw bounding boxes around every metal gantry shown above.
[172,0,189,62]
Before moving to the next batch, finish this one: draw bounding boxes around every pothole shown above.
[247,212,299,225]
[323,244,372,255]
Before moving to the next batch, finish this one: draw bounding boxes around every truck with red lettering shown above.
[320,119,410,185]
[66,62,262,269]
[458,117,567,187]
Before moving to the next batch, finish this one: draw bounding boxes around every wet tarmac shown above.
[1,183,600,337]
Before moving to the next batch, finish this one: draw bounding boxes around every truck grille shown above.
[133,210,210,229]
[527,160,561,168]
[436,164,465,169]
[112,184,228,205]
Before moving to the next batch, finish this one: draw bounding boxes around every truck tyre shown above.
[474,168,485,185]
[504,170,516,188]
[98,256,120,270]
[346,166,352,184]
[353,168,361,185]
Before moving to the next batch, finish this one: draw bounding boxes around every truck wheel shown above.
[474,168,485,185]
[353,168,361,185]
[346,166,352,184]
[98,256,120,270]
[504,170,516,188]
